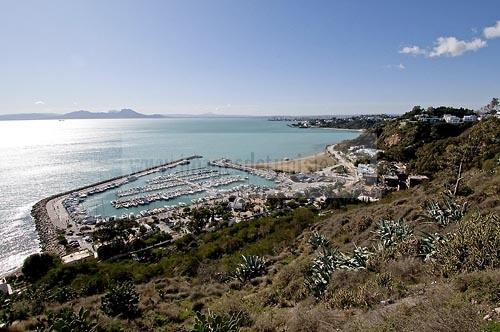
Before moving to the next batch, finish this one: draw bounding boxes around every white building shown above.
[61,249,93,264]
[0,278,13,295]
[462,115,477,122]
[443,114,461,124]
[357,163,376,176]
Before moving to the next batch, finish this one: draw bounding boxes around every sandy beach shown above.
[253,147,337,173]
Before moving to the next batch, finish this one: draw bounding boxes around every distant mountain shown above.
[0,109,165,121]
[61,109,164,119]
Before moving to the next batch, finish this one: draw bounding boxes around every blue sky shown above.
[1,0,499,115]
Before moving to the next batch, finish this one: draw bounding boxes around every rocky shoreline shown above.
[31,197,66,257]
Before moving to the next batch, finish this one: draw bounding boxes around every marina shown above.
[62,162,275,227]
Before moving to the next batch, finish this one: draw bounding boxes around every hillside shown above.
[1,118,499,331]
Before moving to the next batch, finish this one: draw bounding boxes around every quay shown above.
[209,158,278,180]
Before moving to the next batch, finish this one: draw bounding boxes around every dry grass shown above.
[342,283,488,332]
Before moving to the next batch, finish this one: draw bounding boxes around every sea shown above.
[0,117,359,276]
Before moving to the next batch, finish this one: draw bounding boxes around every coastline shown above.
[290,125,365,132]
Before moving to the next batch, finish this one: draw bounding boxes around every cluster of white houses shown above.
[415,113,478,124]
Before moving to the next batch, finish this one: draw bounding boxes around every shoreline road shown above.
[327,144,359,180]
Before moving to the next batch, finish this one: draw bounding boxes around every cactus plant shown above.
[192,310,242,332]
[305,245,370,297]
[418,232,447,261]
[308,231,330,250]
[47,308,97,332]
[375,218,413,247]
[235,255,266,282]
[305,246,339,297]
[424,197,467,227]
[351,245,371,268]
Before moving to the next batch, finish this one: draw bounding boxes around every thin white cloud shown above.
[429,37,486,57]
[386,63,406,70]
[484,21,500,39]
[399,45,426,56]
[34,100,45,105]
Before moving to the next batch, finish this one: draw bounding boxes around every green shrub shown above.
[50,286,77,303]
[22,253,57,281]
[433,213,499,276]
[101,281,139,318]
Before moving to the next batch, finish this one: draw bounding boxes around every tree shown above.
[188,207,211,234]
[96,240,127,260]
[22,253,57,281]
[489,97,499,111]
[405,105,424,118]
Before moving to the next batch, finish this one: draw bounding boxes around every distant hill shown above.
[0,109,256,121]
[0,109,164,121]
[61,109,164,119]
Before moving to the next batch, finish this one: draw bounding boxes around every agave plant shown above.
[305,246,339,297]
[305,244,372,297]
[192,310,242,332]
[375,218,413,247]
[47,308,97,332]
[350,245,371,268]
[308,231,330,250]
[418,232,447,261]
[424,197,467,227]
[235,255,266,282]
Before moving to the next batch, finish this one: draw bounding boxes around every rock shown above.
[494,307,500,314]
[483,314,491,320]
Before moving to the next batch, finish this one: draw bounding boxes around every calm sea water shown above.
[0,118,359,275]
